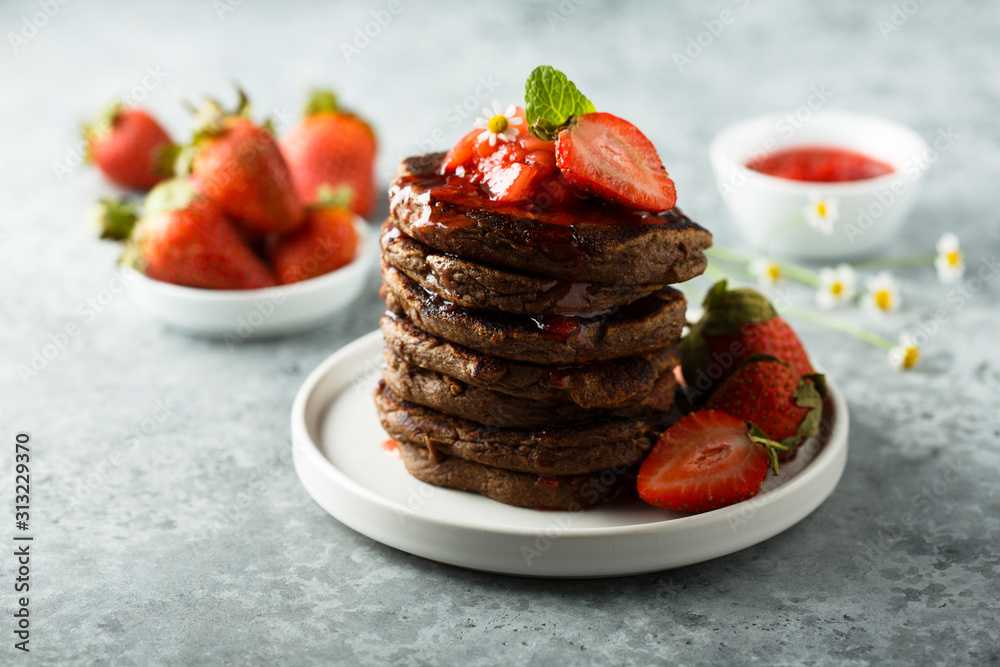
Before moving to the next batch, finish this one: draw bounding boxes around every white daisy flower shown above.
[748,258,783,287]
[888,332,920,370]
[473,101,523,146]
[816,264,857,309]
[934,233,965,284]
[863,271,901,315]
[804,192,839,235]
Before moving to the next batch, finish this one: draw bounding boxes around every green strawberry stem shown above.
[705,246,820,287]
[81,101,123,163]
[781,306,894,350]
[89,198,139,241]
[313,183,354,210]
[303,89,338,116]
[190,88,251,140]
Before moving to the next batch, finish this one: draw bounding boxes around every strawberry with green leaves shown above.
[269,189,359,284]
[681,280,816,397]
[83,103,173,191]
[525,65,677,211]
[637,410,787,513]
[705,355,826,461]
[187,92,304,234]
[280,89,377,218]
[440,66,678,211]
[122,179,276,290]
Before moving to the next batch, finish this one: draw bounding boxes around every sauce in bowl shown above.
[746,146,894,182]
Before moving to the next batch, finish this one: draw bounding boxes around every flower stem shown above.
[705,246,820,288]
[849,255,936,271]
[781,307,894,350]
[763,212,805,250]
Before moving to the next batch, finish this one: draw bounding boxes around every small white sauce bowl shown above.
[709,111,930,260]
[124,217,376,340]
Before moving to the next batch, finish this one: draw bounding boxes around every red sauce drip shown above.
[391,172,683,274]
[746,146,894,182]
[536,476,560,488]
[530,315,583,342]
[380,438,400,459]
[405,171,674,227]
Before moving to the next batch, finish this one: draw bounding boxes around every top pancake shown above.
[388,153,713,284]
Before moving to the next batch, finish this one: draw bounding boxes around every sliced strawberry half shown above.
[637,410,784,513]
[556,112,677,211]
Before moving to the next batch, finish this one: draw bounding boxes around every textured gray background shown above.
[2,0,999,664]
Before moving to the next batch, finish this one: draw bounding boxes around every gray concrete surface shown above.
[2,0,998,664]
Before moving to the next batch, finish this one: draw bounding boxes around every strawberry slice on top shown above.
[556,112,677,212]
[440,66,679,212]
[637,410,786,513]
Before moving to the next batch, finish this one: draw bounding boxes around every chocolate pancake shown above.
[388,153,713,284]
[396,439,635,511]
[381,219,663,315]
[381,265,687,365]
[382,348,678,428]
[375,382,676,476]
[381,313,680,409]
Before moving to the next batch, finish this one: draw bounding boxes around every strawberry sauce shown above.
[746,146,894,182]
[380,438,401,458]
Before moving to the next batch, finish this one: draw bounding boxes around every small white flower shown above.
[888,332,920,370]
[749,258,783,287]
[864,271,901,315]
[804,192,839,235]
[816,264,857,309]
[934,232,965,284]
[472,101,523,146]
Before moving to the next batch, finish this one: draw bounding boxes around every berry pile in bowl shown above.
[84,89,377,338]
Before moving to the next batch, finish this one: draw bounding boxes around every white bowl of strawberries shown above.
[87,89,378,339]
[123,213,374,340]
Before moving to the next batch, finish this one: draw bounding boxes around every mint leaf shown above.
[524,65,596,127]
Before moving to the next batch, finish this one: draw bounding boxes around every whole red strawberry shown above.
[637,410,785,513]
[270,200,358,284]
[705,355,826,461]
[280,89,377,218]
[189,93,303,234]
[681,281,815,398]
[84,104,172,191]
[123,179,276,290]
[555,112,677,211]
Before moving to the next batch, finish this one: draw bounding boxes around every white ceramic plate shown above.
[292,330,849,578]
[125,217,376,339]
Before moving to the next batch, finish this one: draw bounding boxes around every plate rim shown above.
[292,329,849,574]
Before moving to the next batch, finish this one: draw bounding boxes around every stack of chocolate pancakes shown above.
[375,153,713,510]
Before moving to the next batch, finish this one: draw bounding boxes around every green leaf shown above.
[314,183,354,210]
[88,198,140,241]
[304,89,338,116]
[700,280,778,336]
[747,422,789,475]
[524,65,596,127]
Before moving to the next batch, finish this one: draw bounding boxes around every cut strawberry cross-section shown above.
[637,410,785,513]
[555,112,677,212]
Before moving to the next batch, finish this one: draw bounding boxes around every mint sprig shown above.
[524,65,596,141]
